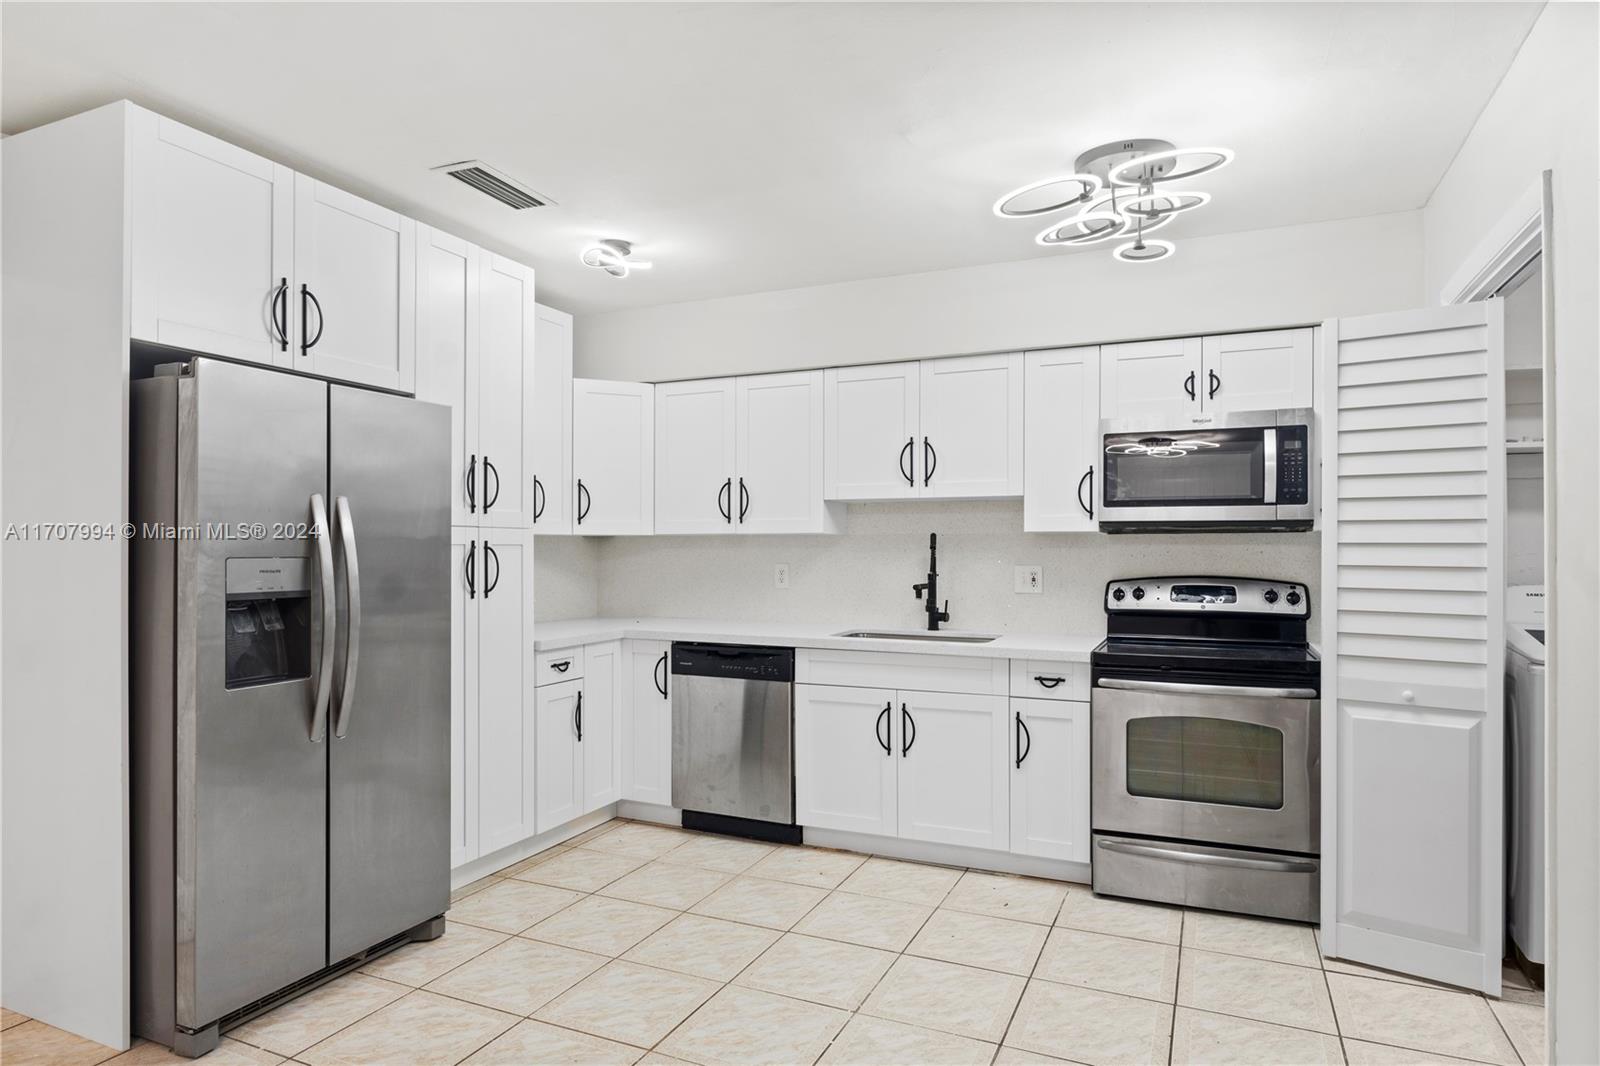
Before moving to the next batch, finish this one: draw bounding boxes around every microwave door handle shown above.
[1096,838,1318,874]
[1097,677,1317,700]
[1263,428,1277,505]
[310,493,336,742]
[332,495,362,738]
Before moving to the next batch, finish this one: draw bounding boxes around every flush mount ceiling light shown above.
[581,238,652,278]
[995,138,1231,263]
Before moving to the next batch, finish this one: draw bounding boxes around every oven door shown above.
[1100,423,1277,527]
[1091,680,1319,854]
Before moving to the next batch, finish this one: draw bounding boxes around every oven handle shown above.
[1096,677,1318,700]
[1096,838,1318,874]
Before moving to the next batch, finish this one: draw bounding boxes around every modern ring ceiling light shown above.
[580,238,652,278]
[995,139,1233,264]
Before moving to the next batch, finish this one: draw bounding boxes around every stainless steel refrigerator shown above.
[130,358,450,1056]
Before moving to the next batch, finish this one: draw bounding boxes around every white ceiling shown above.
[2,2,1541,315]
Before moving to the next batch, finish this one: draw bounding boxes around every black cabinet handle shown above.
[1016,712,1032,768]
[300,284,324,354]
[1033,675,1065,689]
[574,690,583,742]
[898,437,914,486]
[467,455,477,513]
[876,702,891,756]
[465,539,476,599]
[483,541,500,598]
[576,480,591,524]
[533,476,545,523]
[551,659,571,673]
[1076,467,1094,519]
[483,456,500,513]
[270,277,288,351]
[1208,368,1221,399]
[1183,370,1196,401]
[717,478,732,524]
[738,478,749,523]
[923,438,937,486]
[654,652,668,699]
[901,703,916,756]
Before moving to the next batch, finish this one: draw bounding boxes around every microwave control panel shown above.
[1276,425,1310,505]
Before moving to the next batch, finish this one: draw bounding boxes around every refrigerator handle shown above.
[332,496,362,738]
[310,493,336,742]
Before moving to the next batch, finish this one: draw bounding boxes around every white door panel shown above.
[449,530,478,868]
[1100,337,1201,421]
[824,363,920,499]
[573,379,655,535]
[1024,347,1100,531]
[415,228,478,526]
[737,371,831,533]
[475,532,536,853]
[919,354,1024,497]
[896,690,1008,850]
[1202,328,1315,412]
[1009,698,1089,862]
[535,680,584,834]
[581,641,623,811]
[795,685,898,836]
[532,304,574,533]
[655,379,736,534]
[478,255,537,528]
[624,641,673,805]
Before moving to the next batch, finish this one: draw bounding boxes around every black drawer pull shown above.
[551,659,571,673]
[1033,675,1066,689]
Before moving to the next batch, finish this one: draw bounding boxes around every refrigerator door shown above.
[327,384,451,962]
[180,359,331,1027]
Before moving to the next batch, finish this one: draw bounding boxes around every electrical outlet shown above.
[1015,565,1043,594]
[774,563,790,590]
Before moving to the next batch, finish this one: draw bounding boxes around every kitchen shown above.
[0,3,1594,1065]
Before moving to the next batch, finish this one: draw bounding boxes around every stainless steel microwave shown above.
[1098,408,1314,532]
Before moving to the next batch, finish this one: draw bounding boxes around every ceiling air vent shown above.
[432,160,553,210]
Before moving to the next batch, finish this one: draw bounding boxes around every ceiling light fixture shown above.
[995,138,1232,263]
[581,238,652,278]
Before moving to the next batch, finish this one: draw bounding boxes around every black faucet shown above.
[911,533,951,631]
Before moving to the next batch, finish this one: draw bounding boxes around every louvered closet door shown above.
[1320,301,1505,995]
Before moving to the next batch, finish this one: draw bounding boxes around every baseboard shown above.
[450,806,619,889]
[617,800,683,825]
[795,827,1091,885]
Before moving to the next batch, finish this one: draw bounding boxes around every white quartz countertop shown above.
[531,617,1103,662]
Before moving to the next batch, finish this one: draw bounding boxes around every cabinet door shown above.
[897,690,1008,850]
[1100,337,1202,421]
[795,685,898,836]
[476,531,536,853]
[129,110,294,367]
[293,175,416,391]
[478,255,538,529]
[737,371,831,534]
[624,641,673,805]
[532,304,574,533]
[581,641,623,812]
[415,228,479,526]
[1009,698,1089,862]
[449,529,479,868]
[920,354,1024,497]
[573,379,655,535]
[824,363,920,499]
[535,679,585,835]
[1202,328,1315,413]
[655,379,736,534]
[1024,347,1101,531]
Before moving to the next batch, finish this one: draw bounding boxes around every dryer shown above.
[1505,585,1545,968]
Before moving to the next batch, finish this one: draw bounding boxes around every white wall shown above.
[1421,5,1599,1060]
[577,212,1422,381]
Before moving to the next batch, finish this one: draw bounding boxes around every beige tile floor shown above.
[0,819,1547,1066]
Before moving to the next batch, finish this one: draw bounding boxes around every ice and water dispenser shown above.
[224,557,313,689]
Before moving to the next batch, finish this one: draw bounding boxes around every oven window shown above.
[1125,716,1285,809]
[1103,430,1264,505]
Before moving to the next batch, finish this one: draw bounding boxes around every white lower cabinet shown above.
[535,641,623,835]
[473,530,537,855]
[534,678,584,835]
[448,530,478,868]
[1009,698,1091,862]
[795,685,899,836]
[581,641,623,811]
[624,640,673,805]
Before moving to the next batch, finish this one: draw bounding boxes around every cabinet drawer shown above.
[536,646,585,685]
[1009,660,1089,701]
[796,648,1007,696]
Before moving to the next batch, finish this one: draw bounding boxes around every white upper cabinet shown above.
[919,354,1024,498]
[414,227,478,525]
[1024,346,1101,532]
[129,109,294,367]
[1202,328,1315,412]
[1100,336,1203,421]
[1009,698,1089,862]
[655,378,737,534]
[573,379,655,535]
[532,304,575,534]
[292,175,415,392]
[825,362,921,499]
[476,255,537,528]
[736,371,836,534]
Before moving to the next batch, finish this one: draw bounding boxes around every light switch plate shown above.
[1015,565,1042,594]
[774,563,790,590]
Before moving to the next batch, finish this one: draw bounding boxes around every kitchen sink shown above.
[834,629,999,644]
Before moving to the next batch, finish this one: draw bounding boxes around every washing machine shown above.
[1505,584,1545,968]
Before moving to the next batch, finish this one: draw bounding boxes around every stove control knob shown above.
[1286,589,1302,607]
[1111,587,1126,603]
[1131,586,1145,601]
[1263,588,1279,604]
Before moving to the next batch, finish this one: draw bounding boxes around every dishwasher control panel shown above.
[671,642,795,682]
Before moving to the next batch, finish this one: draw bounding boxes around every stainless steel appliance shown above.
[670,643,799,844]
[1098,408,1313,532]
[130,358,450,1056]
[1090,576,1321,922]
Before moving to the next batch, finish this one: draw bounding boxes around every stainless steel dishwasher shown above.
[670,643,799,844]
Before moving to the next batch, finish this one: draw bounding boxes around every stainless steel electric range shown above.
[1090,576,1321,923]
